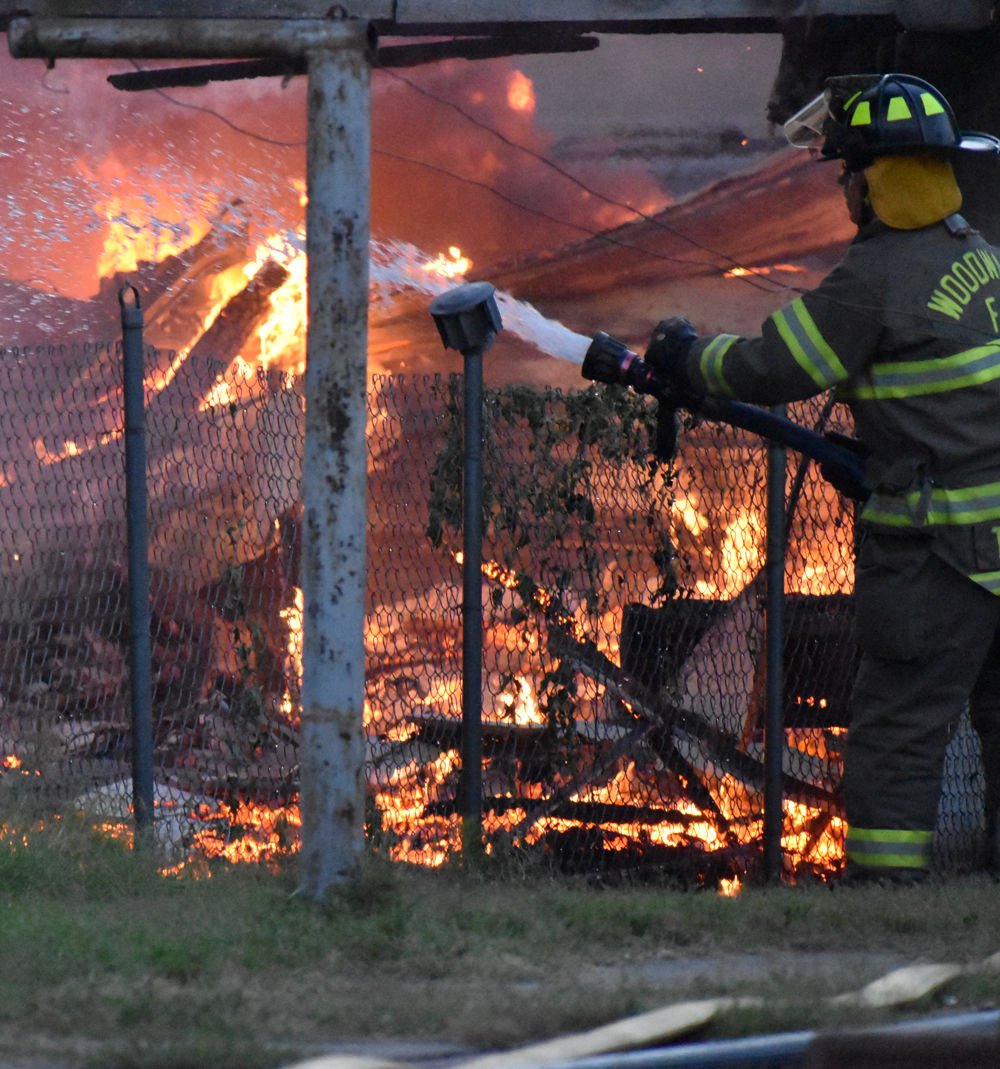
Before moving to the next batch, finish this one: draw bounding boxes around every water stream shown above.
[370,238,592,365]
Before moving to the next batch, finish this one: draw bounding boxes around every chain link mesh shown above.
[0,353,986,879]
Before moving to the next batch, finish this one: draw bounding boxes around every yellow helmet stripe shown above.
[850,100,872,127]
[921,91,946,117]
[886,96,913,122]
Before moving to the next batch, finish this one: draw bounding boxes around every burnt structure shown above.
[2,0,998,894]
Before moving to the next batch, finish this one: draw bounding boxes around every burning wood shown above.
[0,126,868,882]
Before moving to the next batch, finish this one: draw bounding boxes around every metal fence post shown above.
[460,343,485,853]
[298,25,372,900]
[428,283,503,857]
[120,284,154,841]
[764,406,787,882]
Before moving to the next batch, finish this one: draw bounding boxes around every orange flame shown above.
[84,157,216,281]
[421,245,472,280]
[507,70,536,114]
[724,263,806,279]
[280,584,303,722]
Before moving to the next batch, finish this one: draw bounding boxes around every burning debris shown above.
[0,47,919,886]
[0,203,863,885]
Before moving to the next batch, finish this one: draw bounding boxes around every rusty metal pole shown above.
[298,29,372,900]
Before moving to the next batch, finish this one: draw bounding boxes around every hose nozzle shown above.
[581,332,660,396]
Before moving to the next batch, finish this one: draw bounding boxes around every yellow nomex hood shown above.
[864,154,962,230]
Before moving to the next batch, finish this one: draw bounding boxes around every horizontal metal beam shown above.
[395,0,895,20]
[7,16,376,59]
[0,1,906,37]
[105,34,600,91]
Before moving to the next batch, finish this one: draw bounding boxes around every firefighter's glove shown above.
[645,316,698,399]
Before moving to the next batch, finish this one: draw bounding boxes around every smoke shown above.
[0,53,307,298]
[371,59,667,267]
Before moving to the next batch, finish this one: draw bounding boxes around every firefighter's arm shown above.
[683,248,886,405]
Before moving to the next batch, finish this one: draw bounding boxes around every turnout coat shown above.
[683,214,1000,593]
[681,213,1000,871]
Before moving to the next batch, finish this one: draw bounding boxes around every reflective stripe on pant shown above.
[846,827,933,869]
[844,534,1000,868]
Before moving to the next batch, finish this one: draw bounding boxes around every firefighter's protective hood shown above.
[864,154,962,230]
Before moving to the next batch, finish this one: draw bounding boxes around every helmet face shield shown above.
[956,131,1000,154]
[783,91,832,149]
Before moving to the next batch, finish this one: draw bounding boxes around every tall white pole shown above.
[8,16,375,897]
[299,29,372,899]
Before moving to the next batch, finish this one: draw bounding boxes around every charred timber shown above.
[547,624,842,813]
[406,711,564,752]
[106,35,599,91]
[425,795,733,831]
[188,260,289,367]
[535,826,761,883]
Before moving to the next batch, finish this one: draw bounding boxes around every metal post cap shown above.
[429,281,503,354]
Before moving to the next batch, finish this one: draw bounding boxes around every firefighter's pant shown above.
[843,533,1000,872]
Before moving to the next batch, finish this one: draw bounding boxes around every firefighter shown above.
[648,73,1000,882]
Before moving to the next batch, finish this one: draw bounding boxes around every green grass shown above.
[1,818,999,1068]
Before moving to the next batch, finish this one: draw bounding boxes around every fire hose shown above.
[581,331,870,501]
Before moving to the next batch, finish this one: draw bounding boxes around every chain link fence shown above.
[0,343,986,881]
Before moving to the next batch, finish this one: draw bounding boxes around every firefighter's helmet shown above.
[784,73,1000,169]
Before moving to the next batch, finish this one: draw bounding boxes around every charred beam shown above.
[106,34,600,91]
[108,59,301,92]
[427,795,732,830]
[186,260,289,366]
[548,625,842,812]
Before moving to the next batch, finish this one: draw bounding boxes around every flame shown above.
[421,245,472,281]
[188,799,301,865]
[695,515,762,599]
[36,144,848,883]
[84,158,216,280]
[373,749,463,866]
[782,802,845,871]
[3,754,21,769]
[675,494,710,537]
[253,230,307,374]
[199,356,259,412]
[507,70,536,114]
[724,263,806,279]
[467,554,588,644]
[495,673,544,726]
[34,438,82,464]
[280,585,303,722]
